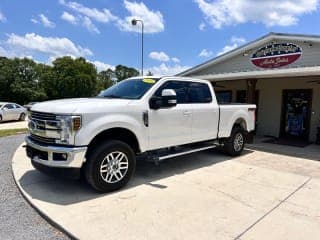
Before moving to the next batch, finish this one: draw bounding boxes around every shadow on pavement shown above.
[247,142,320,161]
[19,148,254,205]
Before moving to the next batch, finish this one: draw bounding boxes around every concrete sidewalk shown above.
[12,145,320,240]
[0,119,28,130]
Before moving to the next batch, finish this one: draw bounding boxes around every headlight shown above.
[56,115,81,144]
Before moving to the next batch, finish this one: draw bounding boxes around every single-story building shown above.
[179,32,320,144]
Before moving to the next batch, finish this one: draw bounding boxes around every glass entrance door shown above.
[281,89,312,141]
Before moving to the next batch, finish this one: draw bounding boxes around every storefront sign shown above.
[251,43,302,68]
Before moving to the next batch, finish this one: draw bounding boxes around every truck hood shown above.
[31,98,133,114]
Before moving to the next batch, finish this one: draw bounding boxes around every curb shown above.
[11,144,78,240]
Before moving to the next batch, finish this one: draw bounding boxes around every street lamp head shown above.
[131,19,137,25]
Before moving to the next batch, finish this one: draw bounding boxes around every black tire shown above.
[223,126,245,156]
[19,113,26,121]
[84,140,136,193]
[0,115,2,122]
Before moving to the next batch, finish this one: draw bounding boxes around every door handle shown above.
[183,111,191,116]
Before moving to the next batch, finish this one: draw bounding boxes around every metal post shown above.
[131,19,144,76]
[141,21,144,76]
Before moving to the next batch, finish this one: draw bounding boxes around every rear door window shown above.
[4,104,15,109]
[187,82,212,103]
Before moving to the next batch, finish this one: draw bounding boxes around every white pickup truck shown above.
[25,76,256,192]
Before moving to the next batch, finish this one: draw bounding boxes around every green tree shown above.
[114,64,139,81]
[10,58,47,104]
[0,57,47,104]
[43,56,97,99]
[97,69,115,92]
[0,55,141,104]
[0,57,15,102]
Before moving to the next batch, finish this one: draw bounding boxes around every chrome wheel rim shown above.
[233,133,244,152]
[100,151,129,184]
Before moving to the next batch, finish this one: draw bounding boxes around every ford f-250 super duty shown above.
[25,76,256,192]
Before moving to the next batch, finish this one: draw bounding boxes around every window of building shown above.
[216,91,232,103]
[236,90,247,103]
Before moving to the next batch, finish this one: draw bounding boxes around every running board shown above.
[159,145,217,161]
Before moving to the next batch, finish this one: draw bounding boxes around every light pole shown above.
[131,18,144,76]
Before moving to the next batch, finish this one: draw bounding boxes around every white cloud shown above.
[0,10,7,23]
[117,0,164,33]
[172,57,180,63]
[147,63,190,76]
[61,11,78,25]
[231,36,246,44]
[149,51,170,62]
[195,0,319,28]
[59,0,164,34]
[91,60,115,72]
[39,14,56,28]
[59,0,117,23]
[6,33,92,58]
[199,49,213,57]
[149,51,181,63]
[217,36,246,56]
[199,22,206,30]
[0,45,36,60]
[0,46,9,56]
[217,43,238,56]
[32,14,55,28]
[61,12,99,34]
[82,16,100,34]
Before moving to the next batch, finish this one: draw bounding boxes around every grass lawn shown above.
[0,128,28,138]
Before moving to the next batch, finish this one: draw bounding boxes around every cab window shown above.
[154,81,189,104]
[188,82,212,103]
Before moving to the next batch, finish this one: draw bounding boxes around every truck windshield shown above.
[98,78,159,99]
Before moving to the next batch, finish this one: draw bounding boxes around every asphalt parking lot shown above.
[12,142,320,240]
[0,135,69,240]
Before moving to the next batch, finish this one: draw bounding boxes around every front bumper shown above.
[25,136,87,168]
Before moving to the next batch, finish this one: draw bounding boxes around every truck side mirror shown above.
[161,89,177,108]
[149,96,162,110]
[149,89,177,110]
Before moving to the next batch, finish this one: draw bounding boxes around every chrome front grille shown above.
[29,111,61,144]
[30,111,56,120]
[30,134,56,144]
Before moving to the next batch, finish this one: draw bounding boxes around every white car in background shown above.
[0,102,27,122]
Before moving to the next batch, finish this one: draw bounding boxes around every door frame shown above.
[280,89,313,141]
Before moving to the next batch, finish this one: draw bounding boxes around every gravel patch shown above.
[0,134,70,240]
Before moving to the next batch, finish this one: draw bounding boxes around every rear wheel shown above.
[223,126,245,156]
[84,140,136,193]
[19,113,26,121]
[0,115,2,122]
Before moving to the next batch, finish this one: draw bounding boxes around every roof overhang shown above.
[178,32,320,77]
[192,66,320,82]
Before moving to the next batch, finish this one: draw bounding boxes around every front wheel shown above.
[19,113,26,121]
[223,126,245,156]
[84,140,136,193]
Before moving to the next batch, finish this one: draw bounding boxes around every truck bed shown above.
[218,104,256,138]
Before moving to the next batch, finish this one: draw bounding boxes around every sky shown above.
[0,0,320,75]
